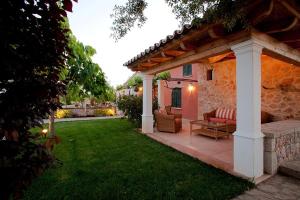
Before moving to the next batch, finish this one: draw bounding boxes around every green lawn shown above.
[23,119,253,200]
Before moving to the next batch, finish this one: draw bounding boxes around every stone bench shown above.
[262,120,300,174]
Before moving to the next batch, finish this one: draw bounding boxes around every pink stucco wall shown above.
[162,64,199,120]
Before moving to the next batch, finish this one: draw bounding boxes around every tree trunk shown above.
[83,100,87,116]
[48,110,55,138]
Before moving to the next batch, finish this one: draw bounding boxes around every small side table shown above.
[190,120,229,140]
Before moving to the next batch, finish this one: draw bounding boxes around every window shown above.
[207,69,214,81]
[183,64,192,76]
[171,88,181,108]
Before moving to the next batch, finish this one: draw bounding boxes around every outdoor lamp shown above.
[138,86,143,92]
[188,83,194,92]
[41,129,48,137]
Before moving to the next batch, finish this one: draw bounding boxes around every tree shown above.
[101,85,116,102]
[154,72,171,81]
[0,0,76,198]
[111,0,250,41]
[127,75,143,88]
[110,0,148,41]
[94,85,116,103]
[116,84,125,91]
[61,35,107,105]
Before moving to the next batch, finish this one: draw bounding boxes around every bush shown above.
[117,95,158,127]
[0,134,55,199]
[94,108,115,116]
[0,0,75,199]
[55,109,72,119]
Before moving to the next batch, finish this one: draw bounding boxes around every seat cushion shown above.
[226,119,236,125]
[159,108,167,115]
[209,117,226,123]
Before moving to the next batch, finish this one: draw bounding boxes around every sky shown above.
[68,0,179,87]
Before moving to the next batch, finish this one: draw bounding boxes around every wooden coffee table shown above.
[190,120,229,140]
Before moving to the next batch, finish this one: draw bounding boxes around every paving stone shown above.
[244,190,274,200]
[279,158,300,179]
[233,175,300,200]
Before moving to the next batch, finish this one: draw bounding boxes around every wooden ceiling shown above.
[124,0,300,72]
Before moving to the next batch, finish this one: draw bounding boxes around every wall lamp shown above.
[188,83,195,92]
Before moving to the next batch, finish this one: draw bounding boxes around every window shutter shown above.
[188,65,191,75]
[178,88,181,107]
[171,88,182,108]
[183,64,192,76]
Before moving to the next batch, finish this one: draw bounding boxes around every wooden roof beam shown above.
[179,42,197,51]
[144,39,233,75]
[252,30,300,65]
[251,0,274,25]
[140,62,158,67]
[160,52,167,58]
[208,52,233,63]
[265,17,298,34]
[126,26,212,68]
[286,41,300,49]
[149,57,173,63]
[278,0,300,19]
[208,25,226,39]
[164,49,186,57]
[272,30,300,42]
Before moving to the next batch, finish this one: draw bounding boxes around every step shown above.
[279,157,300,180]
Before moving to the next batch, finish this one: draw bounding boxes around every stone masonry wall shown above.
[197,60,236,119]
[262,120,300,174]
[261,56,300,121]
[197,56,300,120]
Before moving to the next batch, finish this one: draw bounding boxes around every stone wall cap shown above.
[262,120,300,138]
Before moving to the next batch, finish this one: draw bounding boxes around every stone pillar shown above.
[231,39,264,178]
[142,74,154,133]
[157,80,165,109]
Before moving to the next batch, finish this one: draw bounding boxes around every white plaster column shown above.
[157,80,165,109]
[142,74,154,133]
[231,39,264,178]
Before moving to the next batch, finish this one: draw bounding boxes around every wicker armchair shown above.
[154,110,182,133]
[165,105,182,119]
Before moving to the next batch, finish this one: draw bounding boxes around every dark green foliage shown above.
[61,35,108,104]
[117,95,158,127]
[23,119,254,200]
[111,0,251,40]
[166,0,218,25]
[154,71,171,81]
[0,134,55,200]
[0,0,71,137]
[117,95,142,127]
[0,0,75,199]
[110,0,148,41]
[98,85,116,103]
[116,84,126,91]
[127,75,143,88]
[196,0,249,31]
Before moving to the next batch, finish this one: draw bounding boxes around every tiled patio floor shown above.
[146,119,235,175]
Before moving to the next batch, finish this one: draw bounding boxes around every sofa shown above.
[203,108,273,133]
[154,110,182,133]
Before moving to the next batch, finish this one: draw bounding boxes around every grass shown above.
[23,119,253,200]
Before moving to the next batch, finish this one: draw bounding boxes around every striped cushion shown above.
[216,108,236,120]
